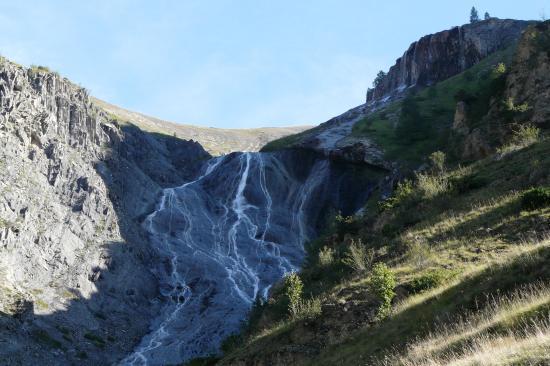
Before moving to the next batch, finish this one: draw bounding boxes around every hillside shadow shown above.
[0,124,211,365]
[0,122,385,365]
[317,244,550,364]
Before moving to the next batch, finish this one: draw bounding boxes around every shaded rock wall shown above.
[503,20,550,127]
[0,60,209,365]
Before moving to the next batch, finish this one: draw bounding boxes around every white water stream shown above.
[121,152,330,365]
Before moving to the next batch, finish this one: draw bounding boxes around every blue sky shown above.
[0,1,546,128]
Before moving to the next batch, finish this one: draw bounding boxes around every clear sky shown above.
[0,1,546,128]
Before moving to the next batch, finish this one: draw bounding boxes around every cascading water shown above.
[121,151,331,365]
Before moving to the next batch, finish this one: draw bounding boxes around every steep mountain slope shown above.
[216,20,550,366]
[93,98,310,156]
[0,15,548,366]
[262,18,531,168]
[0,56,381,365]
[0,57,213,365]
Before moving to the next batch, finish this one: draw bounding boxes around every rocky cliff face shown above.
[366,18,531,104]
[453,20,550,159]
[502,20,550,128]
[0,58,381,365]
[0,59,210,365]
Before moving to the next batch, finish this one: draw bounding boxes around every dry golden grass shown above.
[394,234,550,316]
[384,322,550,366]
[383,282,550,366]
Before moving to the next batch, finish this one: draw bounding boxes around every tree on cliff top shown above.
[373,70,387,88]
[470,7,480,23]
[484,12,491,20]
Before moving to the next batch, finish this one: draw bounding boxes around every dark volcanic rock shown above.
[366,18,532,104]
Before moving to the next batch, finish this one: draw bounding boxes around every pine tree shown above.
[470,7,480,23]
[373,70,387,88]
[484,12,491,20]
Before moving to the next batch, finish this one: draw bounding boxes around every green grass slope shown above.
[352,46,516,167]
[219,131,550,366]
[260,45,515,167]
[208,23,550,366]
[217,28,550,359]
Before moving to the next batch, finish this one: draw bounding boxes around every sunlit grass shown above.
[383,284,550,366]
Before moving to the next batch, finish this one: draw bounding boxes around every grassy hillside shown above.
[217,129,550,366]
[92,98,310,156]
[260,45,516,167]
[211,24,550,365]
[351,46,516,167]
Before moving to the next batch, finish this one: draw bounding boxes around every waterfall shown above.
[121,151,331,365]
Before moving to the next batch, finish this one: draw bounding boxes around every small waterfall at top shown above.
[121,151,331,365]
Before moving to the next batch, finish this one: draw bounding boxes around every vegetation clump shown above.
[497,124,541,155]
[521,186,550,210]
[408,269,453,294]
[283,272,303,316]
[369,263,396,319]
[317,246,335,267]
[415,173,450,199]
[30,65,52,74]
[378,180,414,212]
[291,297,322,321]
[428,151,446,173]
[470,6,480,23]
[342,239,374,273]
[373,71,387,87]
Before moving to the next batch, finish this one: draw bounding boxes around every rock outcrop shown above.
[502,20,550,127]
[0,59,210,365]
[0,58,381,365]
[366,18,532,104]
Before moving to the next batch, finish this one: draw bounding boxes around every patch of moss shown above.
[32,329,63,350]
[84,332,106,348]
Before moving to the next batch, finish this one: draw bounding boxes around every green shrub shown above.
[416,173,450,199]
[453,174,489,193]
[511,124,540,145]
[492,62,507,78]
[504,98,531,113]
[378,180,414,212]
[408,269,451,294]
[497,124,541,155]
[318,246,335,267]
[291,297,322,320]
[369,263,396,319]
[283,272,303,316]
[521,187,550,210]
[334,214,360,236]
[428,151,446,173]
[342,239,374,272]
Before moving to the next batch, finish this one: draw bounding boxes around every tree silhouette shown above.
[470,7,480,23]
[373,71,387,88]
